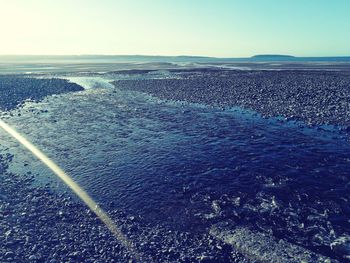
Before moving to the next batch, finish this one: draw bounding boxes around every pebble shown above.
[28,255,37,260]
[5,251,14,258]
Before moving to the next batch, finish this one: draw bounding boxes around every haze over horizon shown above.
[1,0,349,57]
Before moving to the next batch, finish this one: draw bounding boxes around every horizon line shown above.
[1,54,350,59]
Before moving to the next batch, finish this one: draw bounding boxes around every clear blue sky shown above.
[0,0,349,57]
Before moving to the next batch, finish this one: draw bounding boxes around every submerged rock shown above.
[331,235,350,260]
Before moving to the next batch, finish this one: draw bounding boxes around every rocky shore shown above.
[2,71,349,262]
[113,70,350,127]
[0,76,83,111]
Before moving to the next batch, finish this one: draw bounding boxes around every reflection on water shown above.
[1,80,349,259]
[0,119,141,261]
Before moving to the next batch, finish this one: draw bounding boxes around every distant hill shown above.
[249,54,350,62]
[1,54,350,63]
[251,54,296,61]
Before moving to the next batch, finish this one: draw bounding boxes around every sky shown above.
[0,0,349,57]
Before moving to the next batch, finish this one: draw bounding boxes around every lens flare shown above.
[0,119,141,261]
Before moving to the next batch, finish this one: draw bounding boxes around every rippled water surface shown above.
[1,77,349,259]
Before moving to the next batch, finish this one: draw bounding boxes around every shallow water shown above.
[1,77,349,259]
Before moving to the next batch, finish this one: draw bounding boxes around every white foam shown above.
[210,224,336,262]
[64,77,115,90]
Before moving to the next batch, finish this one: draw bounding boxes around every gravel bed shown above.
[113,70,350,127]
[0,76,83,111]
